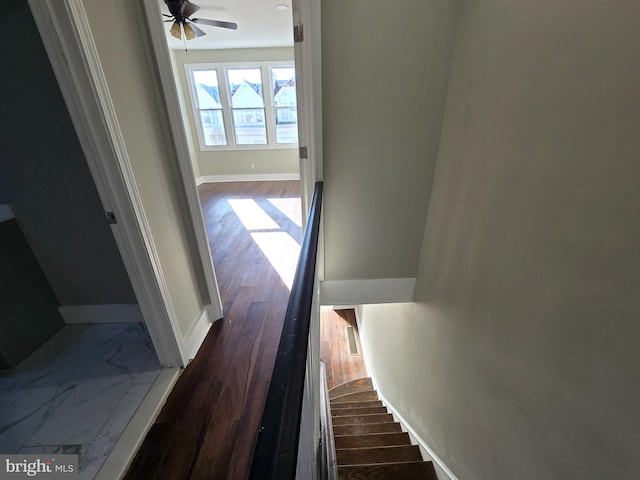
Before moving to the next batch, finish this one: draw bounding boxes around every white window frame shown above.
[185,61,298,151]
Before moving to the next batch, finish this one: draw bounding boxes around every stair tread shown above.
[331,400,384,409]
[335,431,411,449]
[329,378,373,399]
[332,406,388,416]
[332,413,394,426]
[338,461,437,480]
[336,444,422,466]
[333,422,402,436]
[331,390,379,403]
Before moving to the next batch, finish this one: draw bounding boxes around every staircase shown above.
[329,378,437,480]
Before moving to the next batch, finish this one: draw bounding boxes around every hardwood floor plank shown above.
[320,308,368,389]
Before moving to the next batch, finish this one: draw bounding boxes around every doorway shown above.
[142,0,309,307]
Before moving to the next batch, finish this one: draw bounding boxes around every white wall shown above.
[82,0,210,340]
[321,0,460,285]
[171,48,299,180]
[357,1,640,479]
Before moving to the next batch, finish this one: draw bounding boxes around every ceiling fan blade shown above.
[170,22,182,39]
[181,0,201,18]
[186,21,207,38]
[192,18,238,30]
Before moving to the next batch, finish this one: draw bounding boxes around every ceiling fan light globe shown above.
[170,21,182,39]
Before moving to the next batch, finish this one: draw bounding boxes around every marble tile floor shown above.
[0,323,162,479]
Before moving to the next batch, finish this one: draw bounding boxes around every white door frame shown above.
[292,0,324,215]
[27,0,223,367]
[291,0,324,281]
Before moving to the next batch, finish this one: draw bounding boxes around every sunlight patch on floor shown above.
[268,197,302,227]
[228,199,279,230]
[251,232,301,290]
[227,196,302,290]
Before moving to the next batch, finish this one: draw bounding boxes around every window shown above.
[187,63,298,150]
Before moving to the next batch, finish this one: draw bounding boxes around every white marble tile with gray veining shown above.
[132,349,162,385]
[112,323,150,344]
[0,385,74,453]
[78,384,151,479]
[1,322,164,479]
[18,444,87,456]
[23,341,152,447]
[23,332,119,388]
[0,346,67,402]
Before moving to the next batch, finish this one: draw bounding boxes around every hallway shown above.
[124,181,303,479]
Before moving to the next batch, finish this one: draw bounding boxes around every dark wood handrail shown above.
[249,181,324,480]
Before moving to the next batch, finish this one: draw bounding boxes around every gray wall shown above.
[358,1,640,479]
[0,0,136,306]
[170,48,299,179]
[321,0,460,281]
[0,219,63,368]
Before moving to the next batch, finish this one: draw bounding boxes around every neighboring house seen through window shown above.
[187,63,298,149]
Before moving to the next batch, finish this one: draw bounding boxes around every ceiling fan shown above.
[163,0,237,41]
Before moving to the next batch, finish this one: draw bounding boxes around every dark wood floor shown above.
[124,181,302,480]
[320,307,368,390]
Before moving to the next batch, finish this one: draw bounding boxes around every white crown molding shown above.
[28,0,187,367]
[196,173,301,185]
[320,278,416,306]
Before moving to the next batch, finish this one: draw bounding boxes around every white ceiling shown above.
[156,0,294,50]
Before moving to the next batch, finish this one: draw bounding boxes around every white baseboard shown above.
[320,278,416,306]
[196,173,300,185]
[372,382,459,480]
[182,307,218,362]
[59,304,143,324]
[95,367,180,480]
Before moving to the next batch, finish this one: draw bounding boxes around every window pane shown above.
[200,110,226,146]
[275,108,298,143]
[228,68,264,108]
[233,108,267,145]
[272,67,298,143]
[272,67,296,107]
[193,70,222,109]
